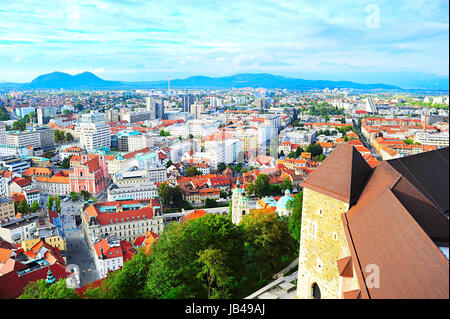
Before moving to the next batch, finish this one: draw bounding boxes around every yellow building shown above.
[22,235,66,252]
[0,198,15,221]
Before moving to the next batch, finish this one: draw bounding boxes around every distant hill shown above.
[24,71,123,89]
[1,71,404,90]
[128,73,401,90]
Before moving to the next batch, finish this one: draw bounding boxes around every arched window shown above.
[311,283,321,299]
[242,210,246,216]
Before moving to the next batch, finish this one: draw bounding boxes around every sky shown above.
[0,0,448,84]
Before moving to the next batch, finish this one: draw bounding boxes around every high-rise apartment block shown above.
[37,107,56,125]
[182,94,195,113]
[75,111,111,151]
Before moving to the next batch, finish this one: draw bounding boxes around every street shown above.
[61,198,100,286]
[40,195,101,287]
[65,228,100,287]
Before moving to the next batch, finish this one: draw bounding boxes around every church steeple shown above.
[46,267,56,284]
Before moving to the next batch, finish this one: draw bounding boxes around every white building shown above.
[414,131,449,148]
[107,182,158,202]
[24,189,40,206]
[0,213,40,244]
[6,130,41,149]
[93,236,124,279]
[0,122,6,145]
[204,139,241,170]
[75,111,111,151]
[0,144,30,157]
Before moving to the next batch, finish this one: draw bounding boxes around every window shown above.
[305,220,317,238]
[318,208,323,216]
[333,232,338,241]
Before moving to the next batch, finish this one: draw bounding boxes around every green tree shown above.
[157,182,172,206]
[12,120,26,131]
[80,190,91,201]
[186,167,202,177]
[60,155,72,169]
[171,186,184,207]
[248,174,271,198]
[44,151,54,159]
[70,191,79,202]
[288,191,303,244]
[403,138,414,145]
[55,195,61,214]
[65,132,74,142]
[240,210,297,283]
[165,160,173,168]
[18,199,30,215]
[103,251,152,299]
[287,151,297,159]
[204,198,218,208]
[144,214,245,299]
[305,143,323,157]
[295,146,304,158]
[54,130,66,143]
[46,196,54,211]
[157,183,184,207]
[217,162,227,173]
[30,201,40,213]
[197,248,232,299]
[279,178,293,194]
[18,279,80,299]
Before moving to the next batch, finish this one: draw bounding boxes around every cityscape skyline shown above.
[0,0,448,86]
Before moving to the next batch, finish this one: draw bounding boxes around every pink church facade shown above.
[69,154,109,196]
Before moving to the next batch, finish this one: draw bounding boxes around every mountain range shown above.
[0,71,446,91]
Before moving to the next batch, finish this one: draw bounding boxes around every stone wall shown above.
[296,187,353,299]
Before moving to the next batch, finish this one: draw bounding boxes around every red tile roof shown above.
[180,210,207,223]
[11,177,31,188]
[94,238,123,259]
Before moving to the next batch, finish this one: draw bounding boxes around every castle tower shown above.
[231,180,250,225]
[296,144,372,299]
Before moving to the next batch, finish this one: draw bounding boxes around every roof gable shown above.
[387,147,449,215]
[301,143,372,205]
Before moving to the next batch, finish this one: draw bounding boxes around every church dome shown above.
[277,189,294,211]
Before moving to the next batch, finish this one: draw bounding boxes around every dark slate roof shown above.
[387,147,449,216]
[301,143,373,205]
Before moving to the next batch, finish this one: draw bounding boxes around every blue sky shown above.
[0,0,448,84]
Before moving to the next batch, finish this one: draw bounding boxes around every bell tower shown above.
[231,180,249,225]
